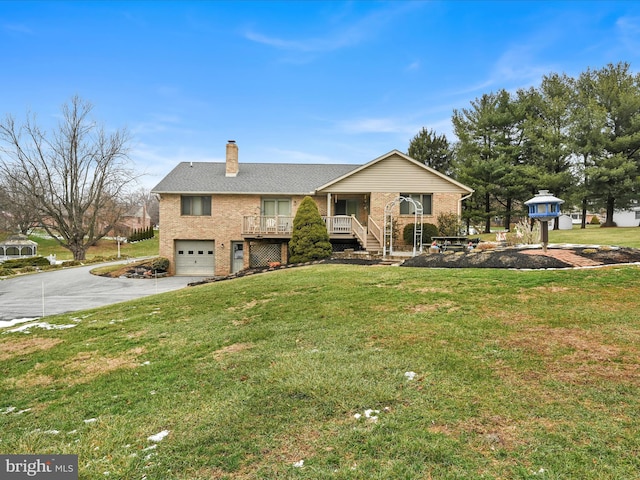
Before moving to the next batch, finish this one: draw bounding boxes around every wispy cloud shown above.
[131,114,183,135]
[266,148,335,164]
[2,23,33,35]
[130,143,222,189]
[244,2,422,54]
[405,60,420,72]
[616,15,640,51]
[337,116,421,137]
[244,29,362,53]
[491,44,553,86]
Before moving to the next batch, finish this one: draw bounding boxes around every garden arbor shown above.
[383,196,424,257]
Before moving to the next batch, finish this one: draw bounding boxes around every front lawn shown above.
[1,264,639,478]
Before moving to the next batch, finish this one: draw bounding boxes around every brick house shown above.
[151,141,473,276]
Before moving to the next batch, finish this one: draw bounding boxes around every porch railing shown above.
[243,215,294,234]
[323,215,352,234]
[368,216,382,245]
[351,217,367,249]
[242,215,358,236]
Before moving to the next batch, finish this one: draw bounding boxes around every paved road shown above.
[0,261,204,323]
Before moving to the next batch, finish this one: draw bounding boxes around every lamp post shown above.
[116,236,124,258]
[524,190,564,252]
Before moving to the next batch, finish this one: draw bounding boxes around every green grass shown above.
[28,231,159,260]
[476,224,640,248]
[547,224,640,247]
[1,264,639,479]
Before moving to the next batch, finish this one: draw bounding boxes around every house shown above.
[151,141,473,276]
[611,204,640,227]
[114,204,152,237]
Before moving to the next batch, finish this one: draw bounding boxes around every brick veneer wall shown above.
[159,193,328,276]
[368,192,462,247]
[158,192,463,274]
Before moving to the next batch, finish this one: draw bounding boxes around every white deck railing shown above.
[243,215,358,236]
[323,215,352,234]
[368,216,382,245]
[243,215,294,234]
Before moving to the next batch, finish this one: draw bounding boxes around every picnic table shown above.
[431,236,468,252]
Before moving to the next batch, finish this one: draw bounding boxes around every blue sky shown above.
[2,1,639,189]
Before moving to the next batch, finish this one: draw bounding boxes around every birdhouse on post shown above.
[524,190,564,252]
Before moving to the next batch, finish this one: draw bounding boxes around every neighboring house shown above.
[117,205,152,234]
[611,204,640,227]
[568,211,599,225]
[151,141,473,276]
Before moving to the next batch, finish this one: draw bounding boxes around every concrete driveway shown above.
[0,261,205,324]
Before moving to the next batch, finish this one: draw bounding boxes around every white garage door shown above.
[175,240,215,275]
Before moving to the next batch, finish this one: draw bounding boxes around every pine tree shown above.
[408,127,454,176]
[288,196,332,263]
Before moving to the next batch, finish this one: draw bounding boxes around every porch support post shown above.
[327,193,332,216]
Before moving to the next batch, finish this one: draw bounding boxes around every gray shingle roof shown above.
[151,162,360,195]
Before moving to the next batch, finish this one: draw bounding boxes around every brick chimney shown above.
[225,140,238,177]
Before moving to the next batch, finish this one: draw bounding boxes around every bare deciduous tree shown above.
[0,96,137,260]
[0,168,41,234]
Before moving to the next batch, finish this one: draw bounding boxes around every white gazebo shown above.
[0,234,38,259]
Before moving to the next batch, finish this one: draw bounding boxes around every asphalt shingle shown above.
[151,162,360,194]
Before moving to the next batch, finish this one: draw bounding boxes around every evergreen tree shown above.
[453,90,529,231]
[408,127,454,176]
[588,62,640,226]
[520,74,577,228]
[288,196,332,263]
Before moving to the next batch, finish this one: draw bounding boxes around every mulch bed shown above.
[400,246,640,269]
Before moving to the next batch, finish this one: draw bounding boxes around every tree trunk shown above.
[484,193,491,233]
[603,196,617,227]
[580,198,588,229]
[504,198,512,230]
[68,243,87,261]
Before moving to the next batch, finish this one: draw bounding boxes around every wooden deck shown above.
[241,215,382,252]
[242,215,357,239]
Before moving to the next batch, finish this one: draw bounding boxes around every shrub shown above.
[0,268,15,277]
[508,219,540,245]
[403,223,439,245]
[590,216,601,225]
[63,260,82,267]
[151,257,170,273]
[437,212,462,236]
[289,196,332,263]
[41,264,63,271]
[2,256,51,268]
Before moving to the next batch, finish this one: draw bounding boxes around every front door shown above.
[231,242,244,273]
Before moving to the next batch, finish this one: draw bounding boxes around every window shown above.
[336,199,358,216]
[635,211,640,220]
[262,198,291,216]
[181,196,211,216]
[400,194,432,215]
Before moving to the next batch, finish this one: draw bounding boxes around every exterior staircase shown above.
[365,232,382,254]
